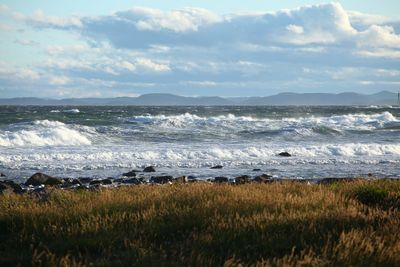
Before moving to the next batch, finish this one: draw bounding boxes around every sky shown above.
[0,1,399,98]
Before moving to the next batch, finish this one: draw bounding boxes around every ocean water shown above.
[0,106,399,182]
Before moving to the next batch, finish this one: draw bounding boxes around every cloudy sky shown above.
[0,1,399,98]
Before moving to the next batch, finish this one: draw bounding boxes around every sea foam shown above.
[123,112,399,137]
[0,120,92,147]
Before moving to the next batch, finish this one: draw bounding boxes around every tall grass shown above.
[0,180,399,266]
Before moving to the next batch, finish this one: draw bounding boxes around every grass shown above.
[0,180,400,266]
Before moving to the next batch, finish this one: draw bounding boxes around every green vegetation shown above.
[1,180,400,266]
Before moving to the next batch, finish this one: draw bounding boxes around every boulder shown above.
[214,176,229,183]
[150,176,173,184]
[89,179,112,186]
[0,180,23,194]
[113,178,124,183]
[63,178,82,186]
[25,173,63,186]
[253,174,272,183]
[78,177,92,184]
[0,173,5,177]
[123,178,141,185]
[71,179,82,185]
[122,170,137,177]
[278,152,292,157]
[143,166,156,172]
[89,180,101,186]
[252,168,261,171]
[210,165,223,169]
[235,175,251,184]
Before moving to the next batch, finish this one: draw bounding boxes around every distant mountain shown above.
[0,91,398,106]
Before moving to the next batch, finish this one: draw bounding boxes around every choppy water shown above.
[0,106,399,182]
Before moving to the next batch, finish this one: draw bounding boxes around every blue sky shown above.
[0,1,399,98]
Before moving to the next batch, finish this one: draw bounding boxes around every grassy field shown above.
[0,180,400,266]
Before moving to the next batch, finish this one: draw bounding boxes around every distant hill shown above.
[0,91,398,106]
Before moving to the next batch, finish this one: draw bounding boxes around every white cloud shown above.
[358,25,400,48]
[348,11,388,27]
[21,9,82,28]
[286,24,304,34]
[2,3,400,97]
[118,61,136,72]
[0,64,40,81]
[22,3,400,50]
[135,58,170,72]
[15,69,40,80]
[128,7,222,32]
[356,48,400,59]
[48,75,70,85]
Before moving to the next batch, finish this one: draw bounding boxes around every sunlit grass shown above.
[1,180,399,266]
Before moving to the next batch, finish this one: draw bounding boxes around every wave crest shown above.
[0,120,92,147]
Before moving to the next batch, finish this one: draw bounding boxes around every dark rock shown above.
[71,179,82,185]
[99,178,112,185]
[253,174,272,183]
[210,165,223,169]
[0,173,5,177]
[150,176,173,184]
[123,178,141,185]
[278,152,292,157]
[188,175,196,179]
[89,179,112,186]
[252,168,261,171]
[214,176,229,183]
[25,173,63,186]
[173,176,187,183]
[63,178,82,186]
[0,180,23,194]
[122,170,137,177]
[79,177,92,184]
[61,178,82,188]
[113,178,124,183]
[143,166,156,172]
[235,175,251,184]
[89,180,101,186]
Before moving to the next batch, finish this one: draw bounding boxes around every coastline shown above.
[1,166,399,195]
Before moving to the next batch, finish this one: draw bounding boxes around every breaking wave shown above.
[123,112,399,133]
[0,120,93,147]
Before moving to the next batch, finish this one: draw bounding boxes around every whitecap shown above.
[0,120,92,147]
[63,109,80,113]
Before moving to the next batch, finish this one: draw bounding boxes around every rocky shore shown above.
[0,165,388,195]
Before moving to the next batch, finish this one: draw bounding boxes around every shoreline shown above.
[1,166,399,195]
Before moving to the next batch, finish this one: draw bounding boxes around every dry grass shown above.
[0,180,400,266]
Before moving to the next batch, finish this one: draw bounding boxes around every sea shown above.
[0,105,399,182]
